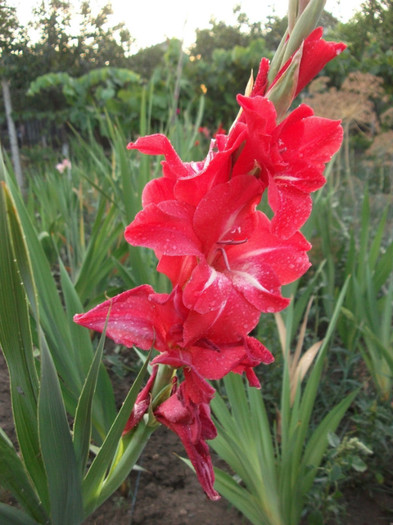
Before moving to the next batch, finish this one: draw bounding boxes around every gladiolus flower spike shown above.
[74,26,345,501]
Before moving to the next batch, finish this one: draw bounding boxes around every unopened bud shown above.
[266,43,303,121]
[283,0,326,64]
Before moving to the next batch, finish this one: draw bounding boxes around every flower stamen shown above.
[217,247,231,271]
[217,238,248,245]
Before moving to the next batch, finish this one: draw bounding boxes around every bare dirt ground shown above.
[1,351,392,525]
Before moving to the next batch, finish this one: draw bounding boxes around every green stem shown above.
[86,363,175,517]
[151,364,176,407]
[87,421,156,517]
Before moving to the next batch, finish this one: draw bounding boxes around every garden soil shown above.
[0,352,392,525]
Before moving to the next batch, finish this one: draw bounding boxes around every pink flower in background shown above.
[198,126,210,139]
[56,158,72,173]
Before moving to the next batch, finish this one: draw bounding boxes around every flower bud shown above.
[266,44,302,121]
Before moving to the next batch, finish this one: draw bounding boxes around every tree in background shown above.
[73,1,133,72]
[1,1,392,151]
[0,0,136,143]
[26,1,134,116]
[338,0,393,56]
[334,0,393,93]
[185,9,269,128]
[0,0,25,189]
[184,7,343,130]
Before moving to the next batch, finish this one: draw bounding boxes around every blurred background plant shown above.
[0,0,392,523]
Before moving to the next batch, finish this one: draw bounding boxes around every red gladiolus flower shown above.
[250,27,346,99]
[74,284,275,500]
[127,129,246,210]
[75,25,347,502]
[129,98,342,243]
[155,382,219,500]
[230,96,343,238]
[123,366,158,434]
[279,27,347,99]
[121,365,219,500]
[125,174,311,319]
[73,285,274,385]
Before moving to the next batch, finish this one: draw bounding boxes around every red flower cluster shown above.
[74,28,345,500]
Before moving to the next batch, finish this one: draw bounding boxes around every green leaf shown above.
[329,464,343,483]
[374,240,393,291]
[0,181,48,507]
[282,0,326,64]
[73,323,108,474]
[214,468,269,525]
[211,375,282,524]
[59,261,94,381]
[27,72,72,97]
[0,155,84,402]
[1,151,115,437]
[301,390,359,492]
[368,207,388,270]
[60,260,116,440]
[94,420,155,509]
[82,352,151,517]
[295,277,350,458]
[0,428,49,523]
[38,336,83,525]
[0,503,40,525]
[351,455,368,473]
[267,44,301,120]
[327,432,340,448]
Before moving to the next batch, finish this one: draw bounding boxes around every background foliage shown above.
[1,0,392,140]
[0,0,392,523]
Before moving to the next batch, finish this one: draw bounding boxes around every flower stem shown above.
[91,420,156,513]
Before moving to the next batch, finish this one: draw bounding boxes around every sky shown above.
[14,0,361,51]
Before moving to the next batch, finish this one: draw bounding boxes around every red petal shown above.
[270,28,346,98]
[183,368,217,405]
[142,177,175,207]
[151,353,216,404]
[73,285,158,349]
[231,336,275,387]
[193,175,262,253]
[250,57,270,97]
[231,95,280,181]
[229,257,290,313]
[157,254,198,287]
[295,27,347,96]
[183,287,260,345]
[123,366,158,434]
[155,389,220,501]
[183,262,232,314]
[155,391,191,424]
[173,135,244,207]
[188,340,263,381]
[278,106,344,172]
[230,212,311,285]
[268,180,313,239]
[125,201,202,256]
[127,134,189,179]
